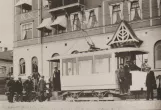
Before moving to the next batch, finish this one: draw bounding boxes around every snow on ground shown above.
[0,100,161,110]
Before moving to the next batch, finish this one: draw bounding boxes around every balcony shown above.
[15,10,38,22]
[48,0,85,14]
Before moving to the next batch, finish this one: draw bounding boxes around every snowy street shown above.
[0,100,161,110]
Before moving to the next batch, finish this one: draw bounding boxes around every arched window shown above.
[52,53,59,58]
[51,53,60,70]
[71,50,79,54]
[154,40,161,69]
[19,58,25,74]
[32,57,38,73]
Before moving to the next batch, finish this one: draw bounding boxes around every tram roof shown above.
[48,47,148,61]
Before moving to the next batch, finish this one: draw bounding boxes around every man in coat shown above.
[38,76,46,102]
[53,67,61,91]
[7,76,15,103]
[117,64,125,95]
[23,76,34,102]
[32,72,40,91]
[156,75,161,100]
[145,66,156,100]
[15,77,23,102]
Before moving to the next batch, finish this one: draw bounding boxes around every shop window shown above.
[19,58,25,74]
[21,22,33,40]
[32,57,38,73]
[154,40,161,69]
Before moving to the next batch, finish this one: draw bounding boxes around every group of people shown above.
[117,59,161,100]
[145,67,161,100]
[6,66,61,103]
[6,74,50,103]
[117,63,132,95]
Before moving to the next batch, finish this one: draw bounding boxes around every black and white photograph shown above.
[0,0,161,110]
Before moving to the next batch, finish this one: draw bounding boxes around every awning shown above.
[15,0,32,7]
[37,18,53,30]
[50,15,67,29]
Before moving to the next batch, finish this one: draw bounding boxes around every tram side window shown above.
[78,57,93,75]
[95,55,111,74]
[62,58,76,76]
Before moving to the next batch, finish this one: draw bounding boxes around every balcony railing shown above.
[15,10,38,22]
[49,0,84,12]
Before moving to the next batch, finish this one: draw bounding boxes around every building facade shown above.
[0,49,13,94]
[13,0,161,80]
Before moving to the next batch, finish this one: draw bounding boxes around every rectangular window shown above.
[94,55,111,74]
[130,0,141,21]
[78,56,93,75]
[62,58,76,76]
[88,10,98,28]
[73,14,81,31]
[112,5,121,24]
[21,22,33,40]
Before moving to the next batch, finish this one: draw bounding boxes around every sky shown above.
[0,0,13,50]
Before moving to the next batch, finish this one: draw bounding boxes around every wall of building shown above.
[13,0,161,79]
[0,61,12,78]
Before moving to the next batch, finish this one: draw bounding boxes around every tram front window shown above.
[116,51,148,71]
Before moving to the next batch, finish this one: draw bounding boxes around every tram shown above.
[48,47,148,101]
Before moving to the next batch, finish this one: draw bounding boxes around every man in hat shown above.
[15,77,23,102]
[117,64,125,95]
[7,76,15,103]
[23,76,34,102]
[38,76,46,102]
[141,59,149,72]
[145,66,156,100]
[52,66,61,91]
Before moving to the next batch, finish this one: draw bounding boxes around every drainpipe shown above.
[38,0,43,76]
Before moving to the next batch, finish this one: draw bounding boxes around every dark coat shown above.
[146,71,156,89]
[38,79,46,92]
[7,79,15,93]
[23,80,33,92]
[53,70,61,91]
[15,80,23,93]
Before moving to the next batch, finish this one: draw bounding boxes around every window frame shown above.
[19,58,26,75]
[94,54,111,74]
[21,22,33,40]
[129,0,142,21]
[62,58,77,76]
[154,40,161,69]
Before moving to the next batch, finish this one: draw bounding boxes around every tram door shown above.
[49,60,61,91]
